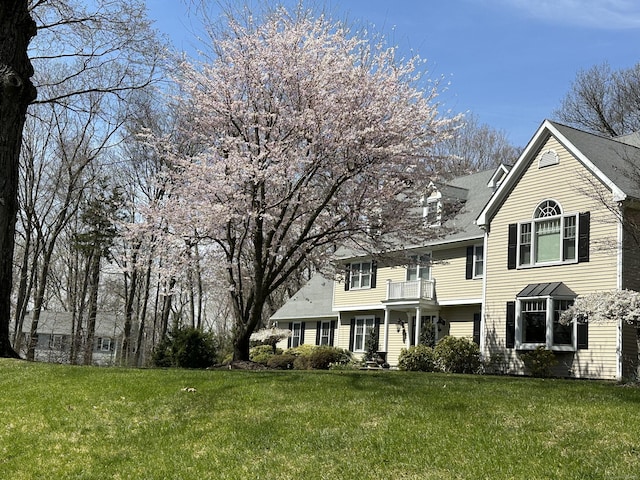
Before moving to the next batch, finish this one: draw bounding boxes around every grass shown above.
[1,359,640,479]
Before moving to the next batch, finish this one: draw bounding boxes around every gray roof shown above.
[434,168,495,243]
[22,311,123,337]
[549,121,640,201]
[271,273,336,321]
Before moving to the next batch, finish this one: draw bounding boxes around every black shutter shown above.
[329,320,336,346]
[349,318,355,351]
[578,212,590,263]
[472,312,481,345]
[375,317,381,351]
[466,246,474,279]
[344,264,351,291]
[370,261,378,289]
[577,320,588,349]
[315,321,321,345]
[506,301,516,348]
[287,322,293,348]
[300,322,306,346]
[507,224,517,270]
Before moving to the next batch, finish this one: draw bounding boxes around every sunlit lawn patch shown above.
[1,359,639,479]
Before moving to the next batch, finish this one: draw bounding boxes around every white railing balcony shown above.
[386,279,435,301]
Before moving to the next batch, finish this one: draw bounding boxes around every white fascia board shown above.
[438,298,483,306]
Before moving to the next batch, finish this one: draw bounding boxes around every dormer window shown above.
[424,198,441,226]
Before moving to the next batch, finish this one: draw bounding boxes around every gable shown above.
[477,120,639,228]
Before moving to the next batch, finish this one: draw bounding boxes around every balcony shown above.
[385,279,435,302]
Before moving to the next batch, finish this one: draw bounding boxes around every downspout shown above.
[616,212,624,381]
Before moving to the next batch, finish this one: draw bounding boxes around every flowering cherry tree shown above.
[143,5,459,360]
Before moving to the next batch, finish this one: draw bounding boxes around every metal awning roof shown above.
[517,282,577,298]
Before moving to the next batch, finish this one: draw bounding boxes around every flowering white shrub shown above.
[560,289,640,325]
[250,327,292,345]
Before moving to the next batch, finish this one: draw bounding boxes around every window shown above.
[346,261,377,290]
[98,338,112,352]
[509,201,589,268]
[319,321,331,345]
[50,335,65,350]
[465,245,484,279]
[407,254,431,281]
[352,317,375,352]
[291,322,302,348]
[424,198,441,226]
[473,245,484,278]
[517,298,575,350]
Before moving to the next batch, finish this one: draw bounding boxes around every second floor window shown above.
[407,254,431,281]
[508,200,589,269]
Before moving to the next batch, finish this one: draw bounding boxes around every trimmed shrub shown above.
[521,346,558,378]
[434,336,481,374]
[250,345,280,365]
[308,346,351,370]
[152,327,217,369]
[398,344,437,372]
[267,353,296,370]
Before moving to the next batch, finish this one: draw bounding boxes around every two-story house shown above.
[271,120,640,380]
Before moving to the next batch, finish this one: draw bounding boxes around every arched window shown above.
[534,200,561,218]
[518,200,577,265]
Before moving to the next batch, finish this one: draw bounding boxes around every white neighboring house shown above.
[20,311,123,366]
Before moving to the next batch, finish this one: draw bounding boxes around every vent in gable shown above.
[539,149,559,168]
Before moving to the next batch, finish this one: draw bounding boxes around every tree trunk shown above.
[134,257,153,366]
[120,246,139,366]
[0,1,37,358]
[83,250,101,365]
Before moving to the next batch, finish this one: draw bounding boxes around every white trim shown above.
[272,314,337,321]
[617,219,623,380]
[479,231,488,356]
[437,298,483,306]
[335,304,386,312]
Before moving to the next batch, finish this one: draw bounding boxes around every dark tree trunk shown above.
[0,1,37,358]
[83,250,101,365]
[120,246,139,366]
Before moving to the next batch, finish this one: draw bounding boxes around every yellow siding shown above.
[432,247,483,302]
[442,305,480,339]
[484,136,621,379]
[333,265,404,309]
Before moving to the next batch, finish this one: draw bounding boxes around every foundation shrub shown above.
[398,344,437,372]
[434,336,481,374]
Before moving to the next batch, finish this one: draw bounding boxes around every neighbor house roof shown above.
[477,119,640,227]
[270,273,336,321]
[21,311,123,337]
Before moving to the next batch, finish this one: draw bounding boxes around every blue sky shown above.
[147,0,640,147]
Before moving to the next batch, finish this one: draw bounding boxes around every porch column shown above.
[405,312,412,349]
[415,306,422,346]
[383,308,390,353]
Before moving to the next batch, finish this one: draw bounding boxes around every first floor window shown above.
[353,317,375,352]
[518,297,574,350]
[50,335,65,350]
[99,338,112,352]
[320,321,331,345]
[291,322,302,348]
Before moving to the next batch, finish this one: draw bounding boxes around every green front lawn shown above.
[1,359,639,479]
